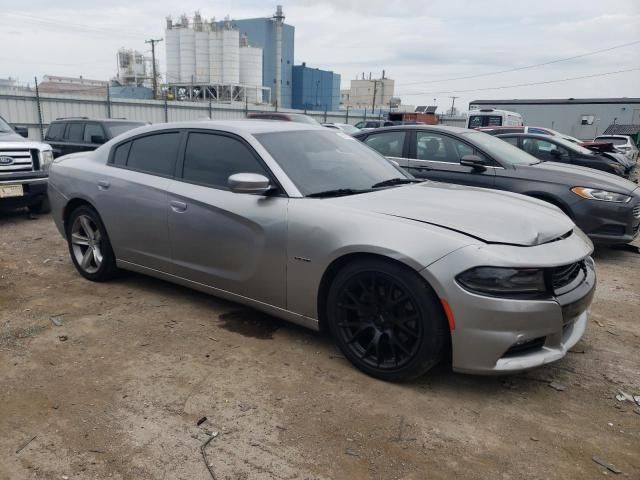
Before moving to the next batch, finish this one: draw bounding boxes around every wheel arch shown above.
[63,197,99,230]
[316,252,444,334]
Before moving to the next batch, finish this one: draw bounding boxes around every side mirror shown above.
[14,126,29,138]
[228,173,272,194]
[460,154,487,171]
[549,149,562,158]
[91,135,106,144]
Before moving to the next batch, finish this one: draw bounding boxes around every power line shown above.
[396,67,640,97]
[396,40,640,87]
[2,12,151,40]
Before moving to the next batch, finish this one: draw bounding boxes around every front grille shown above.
[551,261,585,294]
[633,205,640,219]
[0,148,34,173]
[503,337,546,358]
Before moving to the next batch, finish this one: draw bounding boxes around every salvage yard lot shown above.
[1,212,639,480]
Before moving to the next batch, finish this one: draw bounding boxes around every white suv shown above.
[595,135,638,163]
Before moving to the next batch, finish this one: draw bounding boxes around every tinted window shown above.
[106,123,145,139]
[45,123,65,141]
[416,132,487,163]
[256,130,406,196]
[112,141,131,166]
[65,123,84,141]
[461,132,538,166]
[468,115,502,128]
[126,132,180,176]
[364,131,406,157]
[182,133,268,189]
[596,137,628,146]
[84,123,105,143]
[522,138,569,161]
[501,137,519,146]
[354,122,366,129]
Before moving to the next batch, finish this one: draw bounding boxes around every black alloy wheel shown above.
[327,258,448,381]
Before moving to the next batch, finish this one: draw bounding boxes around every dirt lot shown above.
[0,209,639,480]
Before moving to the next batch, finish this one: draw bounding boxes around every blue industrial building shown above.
[230,17,295,108]
[291,64,341,112]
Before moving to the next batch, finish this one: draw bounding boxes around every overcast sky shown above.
[1,0,639,112]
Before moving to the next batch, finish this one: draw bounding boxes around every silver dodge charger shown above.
[48,121,596,381]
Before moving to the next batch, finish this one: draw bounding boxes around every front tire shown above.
[326,258,448,381]
[28,195,51,214]
[66,205,118,281]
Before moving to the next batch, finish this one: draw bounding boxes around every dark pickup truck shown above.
[0,115,53,213]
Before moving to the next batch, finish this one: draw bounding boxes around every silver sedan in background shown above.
[48,121,595,381]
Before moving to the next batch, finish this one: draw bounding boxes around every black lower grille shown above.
[503,337,546,357]
[551,261,585,293]
[592,224,626,236]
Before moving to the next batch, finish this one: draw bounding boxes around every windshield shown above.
[106,122,145,138]
[290,114,321,125]
[339,124,360,134]
[0,116,13,133]
[596,136,628,146]
[462,131,539,165]
[468,115,502,128]
[255,130,408,196]
[548,136,594,155]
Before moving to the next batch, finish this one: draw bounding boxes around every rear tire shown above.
[326,258,448,381]
[28,196,51,214]
[66,205,118,282]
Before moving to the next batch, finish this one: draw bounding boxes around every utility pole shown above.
[371,79,378,113]
[145,38,163,99]
[448,96,459,116]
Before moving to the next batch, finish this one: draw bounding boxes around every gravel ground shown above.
[0,206,639,480]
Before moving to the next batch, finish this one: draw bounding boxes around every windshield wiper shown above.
[371,178,423,189]
[306,188,370,198]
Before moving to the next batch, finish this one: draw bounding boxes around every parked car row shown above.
[354,125,639,245]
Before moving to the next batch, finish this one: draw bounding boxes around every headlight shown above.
[571,187,631,203]
[40,150,54,171]
[456,267,547,298]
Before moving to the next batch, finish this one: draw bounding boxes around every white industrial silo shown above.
[179,21,195,83]
[193,12,209,84]
[208,24,223,83]
[195,31,210,83]
[239,42,263,103]
[221,23,239,84]
[165,18,181,84]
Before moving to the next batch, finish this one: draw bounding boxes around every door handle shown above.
[98,180,110,190]
[170,200,187,212]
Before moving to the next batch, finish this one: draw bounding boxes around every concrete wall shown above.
[231,18,294,108]
[291,65,340,112]
[469,100,640,140]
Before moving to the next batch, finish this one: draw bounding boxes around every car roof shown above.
[51,118,144,124]
[114,119,323,138]
[354,124,470,135]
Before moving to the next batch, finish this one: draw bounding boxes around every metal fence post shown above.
[209,97,213,119]
[34,76,44,140]
[244,96,248,118]
[363,107,367,122]
[275,100,278,112]
[323,107,327,123]
[106,86,112,119]
[164,94,168,123]
[345,106,349,124]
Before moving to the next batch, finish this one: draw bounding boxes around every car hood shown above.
[0,130,27,142]
[0,140,52,151]
[521,161,638,193]
[335,182,574,246]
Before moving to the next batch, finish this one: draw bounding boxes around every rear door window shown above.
[363,131,406,157]
[126,132,180,176]
[65,123,84,142]
[84,123,105,143]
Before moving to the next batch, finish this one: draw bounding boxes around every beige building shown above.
[341,76,395,109]
[38,75,108,96]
